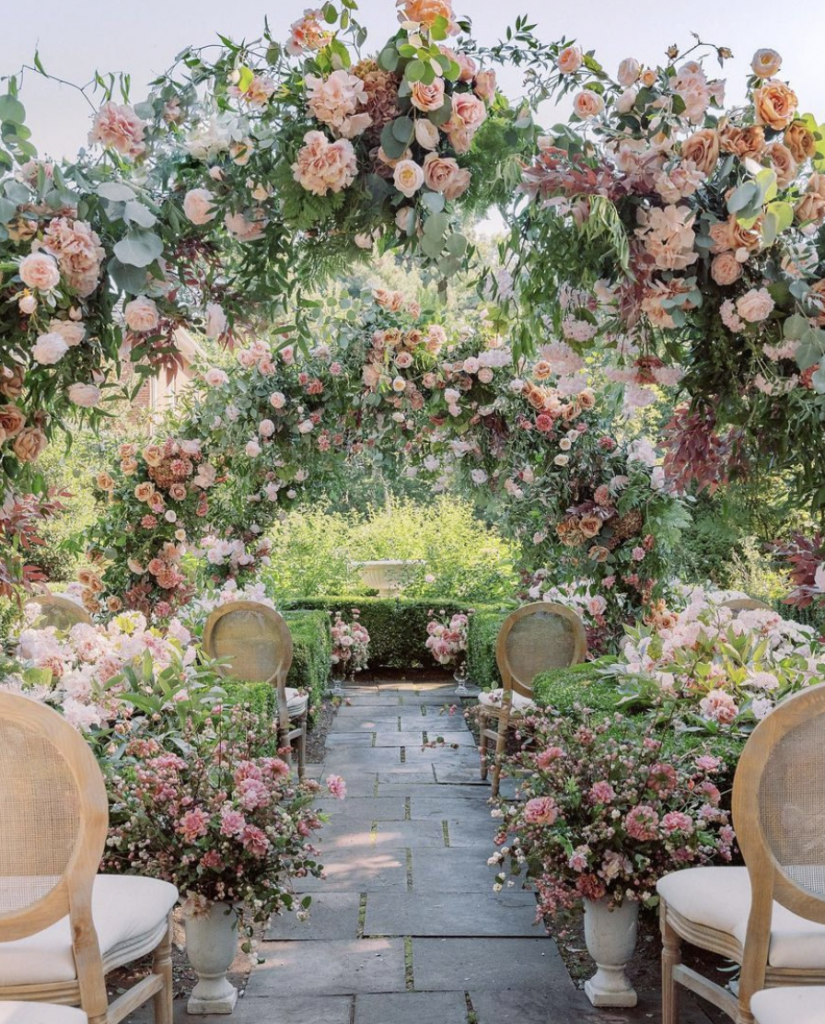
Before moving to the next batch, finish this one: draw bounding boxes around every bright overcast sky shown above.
[2,0,825,161]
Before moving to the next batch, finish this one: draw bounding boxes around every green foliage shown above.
[466,609,508,689]
[533,662,621,714]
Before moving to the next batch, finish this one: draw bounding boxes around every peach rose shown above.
[393,159,425,198]
[401,0,454,28]
[474,69,497,103]
[19,252,60,292]
[736,287,775,323]
[795,191,825,225]
[48,318,85,347]
[124,295,160,333]
[451,92,487,133]
[784,121,816,164]
[96,472,115,491]
[709,213,762,254]
[579,515,602,538]
[557,46,583,74]
[0,365,24,400]
[13,426,47,463]
[710,252,743,286]
[410,79,445,113]
[0,404,25,437]
[224,209,269,241]
[719,123,765,160]
[681,128,719,176]
[134,482,155,502]
[183,188,217,225]
[422,152,460,193]
[443,166,471,200]
[36,217,104,297]
[765,141,797,189]
[169,483,187,501]
[142,444,164,466]
[617,58,641,87]
[573,91,604,119]
[751,49,782,78]
[754,80,798,131]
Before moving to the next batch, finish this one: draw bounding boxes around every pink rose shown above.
[205,302,227,340]
[326,774,347,800]
[524,796,559,825]
[573,91,605,119]
[661,811,694,836]
[224,209,268,242]
[258,418,276,437]
[204,367,229,387]
[245,439,262,457]
[415,118,440,150]
[19,252,60,292]
[270,391,286,409]
[89,101,146,158]
[557,46,583,73]
[48,318,85,347]
[474,69,497,103]
[410,79,445,113]
[67,383,101,407]
[183,188,217,225]
[124,295,159,333]
[36,217,104,297]
[736,287,775,323]
[422,152,461,193]
[711,252,743,286]
[32,332,68,365]
[617,58,641,86]
[451,92,487,133]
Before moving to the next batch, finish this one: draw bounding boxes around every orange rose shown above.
[681,128,719,176]
[753,79,798,131]
[142,444,164,467]
[784,121,816,163]
[765,141,797,189]
[96,472,115,491]
[401,0,454,28]
[134,482,155,502]
[579,515,603,538]
[410,79,445,113]
[533,360,553,381]
[709,213,762,254]
[719,123,765,160]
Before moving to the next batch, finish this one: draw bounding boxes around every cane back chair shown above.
[0,692,177,1024]
[24,595,93,631]
[721,598,773,616]
[658,683,825,1024]
[479,602,587,797]
[202,600,306,777]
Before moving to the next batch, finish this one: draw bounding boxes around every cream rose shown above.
[183,188,217,225]
[393,159,425,199]
[573,91,605,119]
[32,332,68,365]
[415,118,440,150]
[48,318,86,347]
[410,79,445,113]
[710,252,743,286]
[617,58,641,86]
[124,295,160,333]
[751,49,782,78]
[68,383,102,407]
[736,287,775,323]
[754,79,798,131]
[615,88,637,114]
[19,252,60,292]
[557,46,583,73]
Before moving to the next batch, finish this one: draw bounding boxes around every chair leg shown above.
[152,913,174,1024]
[661,901,682,1024]
[479,711,489,780]
[491,716,508,798]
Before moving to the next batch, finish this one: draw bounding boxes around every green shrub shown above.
[466,609,508,689]
[533,662,622,714]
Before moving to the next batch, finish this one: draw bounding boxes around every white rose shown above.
[554,454,570,467]
[67,383,101,407]
[49,318,86,347]
[617,58,641,87]
[32,332,68,365]
[393,159,425,199]
[414,119,440,150]
[616,88,638,114]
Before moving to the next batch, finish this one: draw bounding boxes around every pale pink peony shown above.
[736,287,775,323]
[19,252,60,292]
[183,188,217,225]
[89,101,146,158]
[124,295,160,333]
[292,131,358,196]
[36,218,105,297]
[32,332,68,365]
[67,383,102,407]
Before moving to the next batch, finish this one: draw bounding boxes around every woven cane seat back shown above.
[0,692,108,938]
[203,601,293,685]
[497,603,586,698]
[722,598,772,616]
[758,713,825,901]
[25,595,93,631]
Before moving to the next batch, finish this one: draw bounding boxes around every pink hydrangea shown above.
[292,131,358,196]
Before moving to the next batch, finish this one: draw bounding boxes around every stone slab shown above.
[322,747,402,766]
[408,796,495,820]
[444,817,499,848]
[409,848,507,893]
[372,730,427,746]
[354,991,467,1024]
[378,783,487,800]
[321,819,446,851]
[154,995,354,1024]
[469,988,598,1024]
[411,937,567,992]
[314,797,408,821]
[325,732,376,746]
[420,731,477,747]
[250,938,407,995]
[328,775,379,798]
[364,890,540,938]
[375,770,438,784]
[294,850,408,892]
[335,707,408,721]
[265,893,361,941]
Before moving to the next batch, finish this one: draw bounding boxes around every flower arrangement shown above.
[330,609,371,679]
[424,608,469,667]
[500,39,825,506]
[490,712,735,917]
[605,585,825,733]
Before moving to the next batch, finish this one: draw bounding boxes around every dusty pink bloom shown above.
[19,252,60,292]
[326,774,347,799]
[183,188,217,225]
[36,218,105,297]
[573,91,605,118]
[699,689,738,725]
[89,101,146,158]
[32,332,68,365]
[588,780,616,804]
[124,295,159,333]
[68,383,102,407]
[292,131,357,196]
[224,209,268,242]
[178,807,209,842]
[524,796,559,825]
[625,804,660,841]
[662,811,694,835]
[736,287,775,323]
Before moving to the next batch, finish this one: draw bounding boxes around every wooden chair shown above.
[0,1003,87,1023]
[751,986,825,1023]
[658,683,825,1024]
[203,600,306,778]
[24,595,93,631]
[0,691,177,1024]
[721,598,773,616]
[479,602,587,797]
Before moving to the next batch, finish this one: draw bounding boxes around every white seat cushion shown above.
[751,986,825,1024]
[478,688,535,713]
[0,1006,87,1024]
[658,867,825,969]
[282,687,308,717]
[0,874,178,986]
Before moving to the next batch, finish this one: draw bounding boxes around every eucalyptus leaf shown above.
[113,229,163,268]
[98,182,135,202]
[123,200,157,228]
[0,94,25,124]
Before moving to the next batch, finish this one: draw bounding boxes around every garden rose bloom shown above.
[19,252,60,292]
[615,88,637,114]
[245,439,262,457]
[754,79,798,131]
[410,79,445,113]
[32,332,68,365]
[662,811,694,836]
[736,287,775,323]
[784,121,816,163]
[557,46,583,73]
[306,70,367,135]
[183,188,217,225]
[124,296,160,333]
[699,688,738,725]
[415,118,440,150]
[205,367,229,387]
[617,57,641,86]
[326,774,347,799]
[474,69,497,103]
[205,302,227,340]
[13,426,47,462]
[18,293,37,314]
[48,318,85,347]
[451,92,487,134]
[393,159,425,198]
[89,101,146,158]
[765,141,797,188]
[292,131,358,196]
[259,418,276,437]
[36,218,105,297]
[681,128,719,176]
[270,391,286,409]
[710,252,742,286]
[524,796,559,825]
[224,209,268,242]
[625,804,659,841]
[422,153,460,193]
[400,0,454,28]
[573,91,604,119]
[67,383,101,407]
[287,9,333,54]
[751,48,782,77]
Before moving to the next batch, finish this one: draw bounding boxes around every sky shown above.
[2,0,825,161]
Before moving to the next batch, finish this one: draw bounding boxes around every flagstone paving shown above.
[130,678,717,1024]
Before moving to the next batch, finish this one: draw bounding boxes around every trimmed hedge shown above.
[284,596,512,671]
[466,609,508,689]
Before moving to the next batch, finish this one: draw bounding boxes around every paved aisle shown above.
[246,680,599,1024]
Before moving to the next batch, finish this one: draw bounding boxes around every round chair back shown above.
[25,594,93,631]
[202,600,293,686]
[721,597,772,616]
[495,602,587,699]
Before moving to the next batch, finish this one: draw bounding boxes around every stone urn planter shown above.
[582,897,638,1007]
[184,902,239,1014]
[353,559,421,598]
